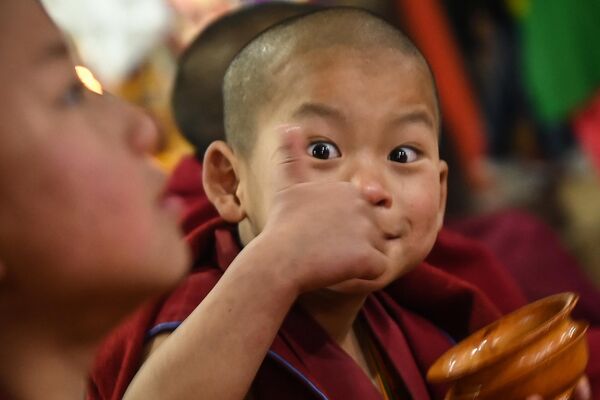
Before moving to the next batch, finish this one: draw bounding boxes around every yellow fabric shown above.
[154,129,193,171]
[355,322,395,400]
[116,48,194,172]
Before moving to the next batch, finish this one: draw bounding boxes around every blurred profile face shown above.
[0,0,189,332]
[236,46,447,293]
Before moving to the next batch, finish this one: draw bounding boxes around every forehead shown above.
[266,46,437,123]
[0,0,70,161]
[0,0,64,78]
[0,0,68,123]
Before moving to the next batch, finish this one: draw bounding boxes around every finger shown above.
[274,125,309,190]
[355,248,388,281]
[525,376,590,400]
[525,396,543,400]
[369,226,387,255]
[574,376,592,400]
[359,202,387,255]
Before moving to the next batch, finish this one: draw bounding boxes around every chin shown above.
[327,261,419,295]
[327,275,393,295]
[152,242,191,289]
[126,238,191,299]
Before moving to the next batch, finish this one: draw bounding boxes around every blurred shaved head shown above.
[172,1,320,157]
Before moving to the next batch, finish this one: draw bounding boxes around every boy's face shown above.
[0,0,188,325]
[237,46,447,293]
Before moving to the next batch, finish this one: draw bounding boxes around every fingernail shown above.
[275,124,302,135]
[578,380,591,399]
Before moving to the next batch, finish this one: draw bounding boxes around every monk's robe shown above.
[168,156,600,323]
[448,210,600,325]
[87,156,599,399]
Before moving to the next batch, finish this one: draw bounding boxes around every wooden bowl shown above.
[427,292,589,400]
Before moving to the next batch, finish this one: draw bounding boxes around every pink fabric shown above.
[574,90,600,175]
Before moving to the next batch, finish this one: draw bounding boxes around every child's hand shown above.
[526,376,591,400]
[256,127,388,294]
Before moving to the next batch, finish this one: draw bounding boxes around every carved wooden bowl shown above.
[427,292,589,400]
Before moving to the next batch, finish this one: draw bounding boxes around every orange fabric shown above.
[395,0,487,187]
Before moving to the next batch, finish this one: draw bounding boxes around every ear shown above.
[436,160,449,233]
[202,141,246,223]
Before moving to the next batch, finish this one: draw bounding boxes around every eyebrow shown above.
[292,102,436,132]
[388,109,435,131]
[35,40,70,65]
[291,102,347,124]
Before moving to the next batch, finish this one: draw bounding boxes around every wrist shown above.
[230,232,301,303]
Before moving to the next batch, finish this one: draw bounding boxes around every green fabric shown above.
[522,0,600,122]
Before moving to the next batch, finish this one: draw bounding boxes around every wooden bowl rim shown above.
[428,292,580,382]
[446,320,589,399]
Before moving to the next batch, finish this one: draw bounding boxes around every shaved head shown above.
[172,1,320,157]
[223,7,439,157]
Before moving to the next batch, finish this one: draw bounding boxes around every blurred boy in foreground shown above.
[0,0,189,398]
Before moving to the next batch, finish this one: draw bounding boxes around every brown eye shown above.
[389,146,418,163]
[307,141,341,160]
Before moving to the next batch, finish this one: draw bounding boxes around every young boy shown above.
[92,7,594,400]
[168,0,600,330]
[0,0,190,398]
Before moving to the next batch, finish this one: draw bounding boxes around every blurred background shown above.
[41,0,600,285]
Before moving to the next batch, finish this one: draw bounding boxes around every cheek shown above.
[241,157,277,232]
[402,173,442,239]
[0,119,187,305]
[24,140,152,261]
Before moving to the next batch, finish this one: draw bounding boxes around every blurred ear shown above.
[436,160,448,232]
[202,141,246,223]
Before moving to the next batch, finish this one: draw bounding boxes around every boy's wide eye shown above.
[307,141,341,160]
[388,146,419,163]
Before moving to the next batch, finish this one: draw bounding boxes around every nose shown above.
[102,93,160,156]
[350,166,392,208]
[125,105,160,156]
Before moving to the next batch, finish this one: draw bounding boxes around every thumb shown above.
[274,126,309,191]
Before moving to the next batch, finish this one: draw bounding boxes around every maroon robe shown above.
[89,220,528,400]
[87,156,599,399]
[448,210,600,324]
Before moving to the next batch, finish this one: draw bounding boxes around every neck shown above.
[299,291,382,389]
[298,290,367,345]
[0,317,97,400]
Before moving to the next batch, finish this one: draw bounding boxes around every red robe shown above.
[87,156,599,399]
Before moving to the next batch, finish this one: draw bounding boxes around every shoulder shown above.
[88,267,223,400]
[152,266,223,329]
